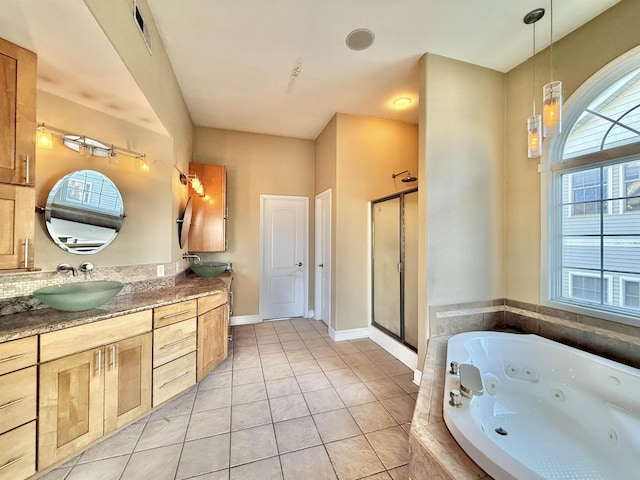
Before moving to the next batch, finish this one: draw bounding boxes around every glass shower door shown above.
[371,188,418,351]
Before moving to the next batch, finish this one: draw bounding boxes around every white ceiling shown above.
[0,0,621,140]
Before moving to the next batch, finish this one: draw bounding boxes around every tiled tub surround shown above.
[0,272,231,342]
[409,299,640,479]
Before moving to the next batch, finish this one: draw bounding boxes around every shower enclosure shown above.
[371,188,418,351]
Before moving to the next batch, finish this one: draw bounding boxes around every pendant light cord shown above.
[532,21,537,116]
[549,0,554,82]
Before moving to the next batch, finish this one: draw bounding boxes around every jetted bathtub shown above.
[443,331,640,480]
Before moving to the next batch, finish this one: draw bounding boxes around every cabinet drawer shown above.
[0,366,36,435]
[153,318,197,368]
[153,352,196,407]
[154,300,197,328]
[0,337,37,376]
[0,421,35,480]
[198,292,227,315]
[40,310,152,362]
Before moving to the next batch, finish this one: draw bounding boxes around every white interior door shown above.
[315,190,331,326]
[261,195,308,320]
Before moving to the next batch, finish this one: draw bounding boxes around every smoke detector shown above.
[346,28,375,51]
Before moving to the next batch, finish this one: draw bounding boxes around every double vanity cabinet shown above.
[0,276,230,480]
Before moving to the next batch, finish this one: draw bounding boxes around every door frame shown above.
[314,189,332,326]
[259,194,309,320]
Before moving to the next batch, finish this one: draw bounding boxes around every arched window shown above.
[546,54,640,323]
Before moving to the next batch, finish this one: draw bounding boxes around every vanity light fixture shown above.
[393,97,412,108]
[524,8,545,159]
[36,122,152,171]
[542,0,562,137]
[178,171,206,197]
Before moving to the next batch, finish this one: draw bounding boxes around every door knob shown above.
[319,264,324,268]
[296,262,303,267]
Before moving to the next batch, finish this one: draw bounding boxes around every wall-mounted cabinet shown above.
[0,38,36,271]
[188,163,227,252]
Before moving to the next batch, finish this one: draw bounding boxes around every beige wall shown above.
[419,54,506,365]
[314,116,338,327]
[505,0,640,303]
[84,0,194,261]
[35,91,175,270]
[332,114,419,331]
[192,128,315,317]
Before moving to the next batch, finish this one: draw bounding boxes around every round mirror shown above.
[45,170,125,254]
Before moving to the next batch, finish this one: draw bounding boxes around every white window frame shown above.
[619,276,640,308]
[567,271,613,305]
[566,167,613,218]
[540,46,640,327]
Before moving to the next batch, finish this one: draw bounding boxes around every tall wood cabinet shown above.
[0,37,37,270]
[188,163,227,252]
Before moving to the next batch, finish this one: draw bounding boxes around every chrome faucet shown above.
[79,262,94,279]
[182,254,201,264]
[56,263,78,277]
[459,363,484,398]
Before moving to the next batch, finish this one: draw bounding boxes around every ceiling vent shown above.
[346,28,375,51]
[134,1,152,52]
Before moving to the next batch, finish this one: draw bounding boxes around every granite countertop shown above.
[0,273,232,343]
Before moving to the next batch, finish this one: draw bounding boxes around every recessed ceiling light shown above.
[393,97,412,108]
[346,28,375,51]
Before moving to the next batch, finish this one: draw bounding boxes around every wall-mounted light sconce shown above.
[36,124,53,149]
[178,171,206,197]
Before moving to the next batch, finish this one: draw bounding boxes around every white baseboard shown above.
[413,369,422,386]
[230,314,261,326]
[329,326,369,342]
[368,325,418,371]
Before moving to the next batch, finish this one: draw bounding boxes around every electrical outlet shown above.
[157,265,165,277]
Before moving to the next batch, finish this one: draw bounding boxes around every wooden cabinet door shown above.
[0,184,34,270]
[188,163,226,252]
[197,304,229,381]
[104,333,152,434]
[0,38,36,186]
[38,349,105,469]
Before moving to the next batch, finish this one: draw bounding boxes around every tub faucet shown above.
[459,363,484,398]
[182,254,201,263]
[56,263,78,277]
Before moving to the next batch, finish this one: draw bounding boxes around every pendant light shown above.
[524,8,545,158]
[543,0,562,137]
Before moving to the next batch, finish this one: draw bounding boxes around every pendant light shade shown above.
[528,114,543,158]
[543,80,562,136]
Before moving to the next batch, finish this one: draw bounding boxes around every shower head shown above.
[392,170,417,183]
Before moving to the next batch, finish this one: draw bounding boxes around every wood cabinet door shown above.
[0,184,34,270]
[197,304,229,381]
[104,333,152,434]
[188,164,226,252]
[38,349,105,469]
[0,38,36,186]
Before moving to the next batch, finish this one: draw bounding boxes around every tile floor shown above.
[39,319,417,480]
